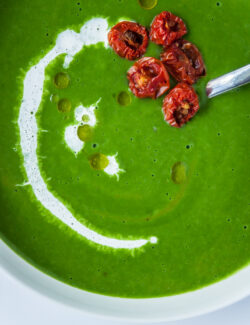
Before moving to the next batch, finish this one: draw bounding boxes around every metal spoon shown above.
[206,64,250,98]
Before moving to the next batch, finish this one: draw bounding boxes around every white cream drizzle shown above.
[64,101,124,178]
[17,18,157,249]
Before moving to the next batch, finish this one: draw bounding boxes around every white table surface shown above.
[0,268,249,325]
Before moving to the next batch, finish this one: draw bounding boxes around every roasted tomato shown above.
[161,40,206,84]
[162,83,199,127]
[150,11,187,47]
[108,21,148,60]
[127,57,170,98]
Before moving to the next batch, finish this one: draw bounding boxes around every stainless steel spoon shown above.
[206,64,250,98]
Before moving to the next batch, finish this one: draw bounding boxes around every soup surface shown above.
[0,0,249,297]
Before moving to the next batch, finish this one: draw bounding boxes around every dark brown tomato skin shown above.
[150,11,187,47]
[162,83,199,128]
[127,57,170,99]
[161,39,206,84]
[108,21,149,60]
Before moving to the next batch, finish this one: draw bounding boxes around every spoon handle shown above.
[206,64,250,98]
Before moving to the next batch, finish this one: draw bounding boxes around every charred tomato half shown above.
[108,21,148,60]
[161,39,206,84]
[150,11,187,47]
[163,83,199,127]
[127,57,170,98]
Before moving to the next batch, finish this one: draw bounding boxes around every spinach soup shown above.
[0,0,249,298]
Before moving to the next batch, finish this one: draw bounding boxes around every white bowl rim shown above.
[0,239,249,323]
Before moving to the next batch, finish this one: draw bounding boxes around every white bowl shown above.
[0,240,249,322]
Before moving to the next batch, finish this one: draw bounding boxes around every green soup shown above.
[0,0,249,298]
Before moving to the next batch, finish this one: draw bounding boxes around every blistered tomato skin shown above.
[161,40,206,84]
[163,83,199,128]
[127,57,170,99]
[108,21,149,60]
[150,11,187,47]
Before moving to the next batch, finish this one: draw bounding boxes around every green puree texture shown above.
[0,0,249,298]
